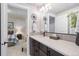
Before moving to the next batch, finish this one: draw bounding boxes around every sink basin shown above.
[49,36,60,40]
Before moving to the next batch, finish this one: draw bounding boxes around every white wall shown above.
[28,9,44,33]
[55,6,79,34]
[8,18,27,35]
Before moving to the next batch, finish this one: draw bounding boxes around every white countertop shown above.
[30,35,79,56]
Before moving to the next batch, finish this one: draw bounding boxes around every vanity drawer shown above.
[39,43,48,54]
[32,40,40,46]
[48,48,64,56]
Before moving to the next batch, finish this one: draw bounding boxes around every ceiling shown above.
[20,3,79,14]
[8,4,27,20]
[8,3,79,20]
[8,4,27,16]
[19,3,46,10]
[47,3,79,14]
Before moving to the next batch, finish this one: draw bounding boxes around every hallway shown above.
[7,40,27,56]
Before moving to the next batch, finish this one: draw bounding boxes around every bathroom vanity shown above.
[29,34,79,56]
[30,37,63,56]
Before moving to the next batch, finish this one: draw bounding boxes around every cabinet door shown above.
[39,43,48,54]
[34,43,40,56]
[30,37,35,56]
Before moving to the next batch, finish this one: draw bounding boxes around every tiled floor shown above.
[7,40,27,56]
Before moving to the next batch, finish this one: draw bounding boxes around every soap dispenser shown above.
[43,32,46,36]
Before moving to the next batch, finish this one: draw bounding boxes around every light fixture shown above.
[40,4,52,12]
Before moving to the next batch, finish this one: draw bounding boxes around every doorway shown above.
[7,4,27,56]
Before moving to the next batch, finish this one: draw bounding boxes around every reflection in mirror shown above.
[45,12,78,35]
[68,12,77,34]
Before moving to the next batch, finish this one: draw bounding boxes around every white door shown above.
[1,3,8,56]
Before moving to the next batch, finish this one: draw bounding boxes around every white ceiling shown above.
[8,4,27,16]
[8,4,27,20]
[8,3,45,20]
[19,3,46,10]
[20,3,79,14]
[47,3,79,14]
[8,3,79,19]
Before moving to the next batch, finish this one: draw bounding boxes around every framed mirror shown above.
[45,12,78,35]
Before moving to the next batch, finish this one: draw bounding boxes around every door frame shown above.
[0,3,1,56]
[1,3,30,56]
[1,3,8,56]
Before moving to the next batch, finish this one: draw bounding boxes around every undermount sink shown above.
[49,36,60,40]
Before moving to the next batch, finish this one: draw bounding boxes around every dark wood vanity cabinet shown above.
[30,37,40,56]
[30,37,64,56]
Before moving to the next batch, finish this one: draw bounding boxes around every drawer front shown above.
[49,48,64,56]
[32,39,40,46]
[39,43,48,54]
